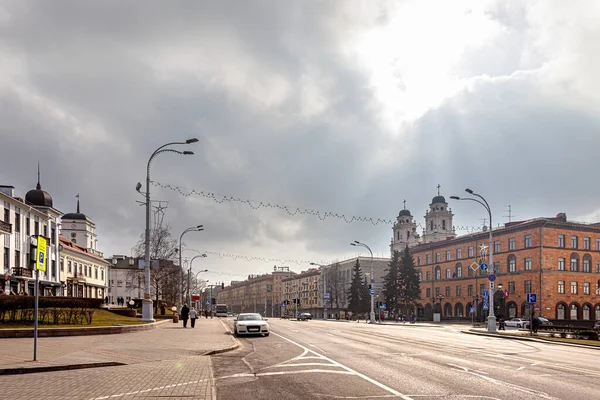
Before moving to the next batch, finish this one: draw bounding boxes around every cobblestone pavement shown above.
[0,317,235,399]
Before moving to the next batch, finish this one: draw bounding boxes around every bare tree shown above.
[326,263,343,309]
[130,223,181,309]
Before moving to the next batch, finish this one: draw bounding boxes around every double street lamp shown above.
[187,255,207,305]
[179,225,204,305]
[450,188,496,333]
[138,138,198,322]
[350,240,375,324]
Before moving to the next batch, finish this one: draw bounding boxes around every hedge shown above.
[0,296,104,325]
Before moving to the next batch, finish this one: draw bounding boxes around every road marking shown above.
[89,380,204,399]
[447,363,559,400]
[217,369,354,379]
[271,331,414,400]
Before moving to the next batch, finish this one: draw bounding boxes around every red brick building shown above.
[409,213,600,322]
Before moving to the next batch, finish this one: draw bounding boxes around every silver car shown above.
[234,313,269,337]
[504,318,530,328]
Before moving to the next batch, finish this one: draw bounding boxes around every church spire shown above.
[36,162,41,190]
[76,193,80,213]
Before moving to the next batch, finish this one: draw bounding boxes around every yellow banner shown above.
[36,236,47,272]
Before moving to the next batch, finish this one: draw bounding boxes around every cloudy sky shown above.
[1,0,599,284]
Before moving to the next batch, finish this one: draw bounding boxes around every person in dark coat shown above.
[181,304,190,328]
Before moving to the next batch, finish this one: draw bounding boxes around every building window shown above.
[583,257,591,273]
[584,282,590,295]
[597,283,600,295]
[34,221,39,236]
[417,271,422,281]
[14,213,20,233]
[426,288,431,298]
[435,267,441,280]
[435,287,441,297]
[101,269,105,280]
[436,253,441,262]
[571,281,578,294]
[95,267,99,279]
[508,282,515,294]
[558,258,565,271]
[456,248,462,259]
[508,238,515,250]
[596,261,600,273]
[596,238,600,251]
[493,261,500,273]
[417,256,421,266]
[508,256,516,273]
[467,285,473,296]
[455,263,462,278]
[570,254,579,272]
[14,250,20,269]
[445,287,451,297]
[61,260,64,272]
[126,281,132,288]
[426,254,431,264]
[3,208,8,223]
[426,271,431,281]
[468,246,474,257]
[494,241,500,253]
[446,268,451,279]
[524,258,532,271]
[456,286,461,296]
[26,217,30,235]
[584,237,590,250]
[117,280,123,287]
[446,251,451,261]
[479,284,485,294]
[51,227,56,243]
[571,236,578,249]
[68,261,72,273]
[558,234,565,248]
[558,280,565,294]
[524,280,532,293]
[524,234,532,248]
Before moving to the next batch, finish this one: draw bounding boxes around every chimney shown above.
[0,185,15,197]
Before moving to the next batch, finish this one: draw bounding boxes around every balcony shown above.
[0,220,11,235]
[12,267,32,278]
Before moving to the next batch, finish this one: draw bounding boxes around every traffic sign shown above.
[369,289,375,295]
[488,274,496,282]
[526,293,537,303]
[281,302,286,307]
[382,303,387,309]
[480,262,488,271]
[469,262,479,271]
[482,289,489,298]
[469,307,476,314]
[370,279,374,284]
[205,300,210,305]
[482,304,489,311]
[324,294,330,300]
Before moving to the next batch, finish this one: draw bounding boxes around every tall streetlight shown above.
[138,138,198,322]
[179,225,204,305]
[350,240,375,324]
[188,254,207,305]
[450,188,496,333]
[310,262,328,320]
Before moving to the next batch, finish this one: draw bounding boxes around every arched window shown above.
[435,266,441,280]
[508,302,517,318]
[570,253,580,272]
[454,303,464,317]
[583,254,592,272]
[444,303,452,317]
[426,271,431,281]
[418,271,422,281]
[430,221,433,231]
[468,265,473,277]
[557,303,566,320]
[583,304,591,320]
[455,263,462,278]
[507,254,516,273]
[570,303,580,320]
[446,268,451,279]
[595,304,600,320]
[442,220,446,230]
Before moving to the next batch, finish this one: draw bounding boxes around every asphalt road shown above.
[213,318,600,400]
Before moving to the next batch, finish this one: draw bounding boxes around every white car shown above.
[504,318,530,328]
[234,313,269,337]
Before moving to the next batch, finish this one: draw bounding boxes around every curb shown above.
[0,319,170,338]
[0,361,126,376]
[206,318,241,356]
[462,329,600,349]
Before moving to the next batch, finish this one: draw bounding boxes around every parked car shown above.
[233,313,269,337]
[537,317,552,326]
[504,318,530,328]
[594,321,600,330]
[298,313,312,321]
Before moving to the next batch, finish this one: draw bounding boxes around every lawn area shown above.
[0,309,150,329]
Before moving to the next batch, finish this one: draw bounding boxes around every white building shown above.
[105,255,143,304]
[0,177,62,295]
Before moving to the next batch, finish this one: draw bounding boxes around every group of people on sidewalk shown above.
[178,304,214,328]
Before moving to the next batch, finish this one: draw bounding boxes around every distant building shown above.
[59,236,108,299]
[105,255,143,304]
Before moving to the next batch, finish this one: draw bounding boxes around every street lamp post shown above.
[450,189,496,333]
[310,262,328,320]
[187,254,207,305]
[351,241,375,324]
[179,225,204,306]
[138,138,198,322]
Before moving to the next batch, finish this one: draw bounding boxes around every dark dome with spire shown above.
[431,195,446,204]
[62,195,93,222]
[25,165,53,207]
[399,209,411,217]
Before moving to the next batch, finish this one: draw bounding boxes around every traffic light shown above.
[368,284,372,290]
[211,298,216,305]
[292,298,296,305]
[379,302,383,309]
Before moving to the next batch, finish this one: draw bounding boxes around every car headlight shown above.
[261,324,268,328]
[237,325,245,329]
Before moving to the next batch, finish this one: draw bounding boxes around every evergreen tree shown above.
[361,275,371,314]
[398,247,421,316]
[383,250,401,317]
[347,258,364,314]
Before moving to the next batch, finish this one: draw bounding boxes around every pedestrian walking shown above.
[181,304,190,328]
[499,317,506,330]
[189,307,198,328]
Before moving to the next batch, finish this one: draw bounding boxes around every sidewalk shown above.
[0,317,237,400]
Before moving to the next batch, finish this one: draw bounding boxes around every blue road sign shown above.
[480,262,488,271]
[526,293,537,303]
[324,294,330,300]
[369,289,375,295]
[382,303,386,309]
[488,274,496,282]
[482,304,489,311]
[469,307,476,314]
[370,279,374,284]
[281,302,286,307]
[482,289,489,298]
[205,300,210,305]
